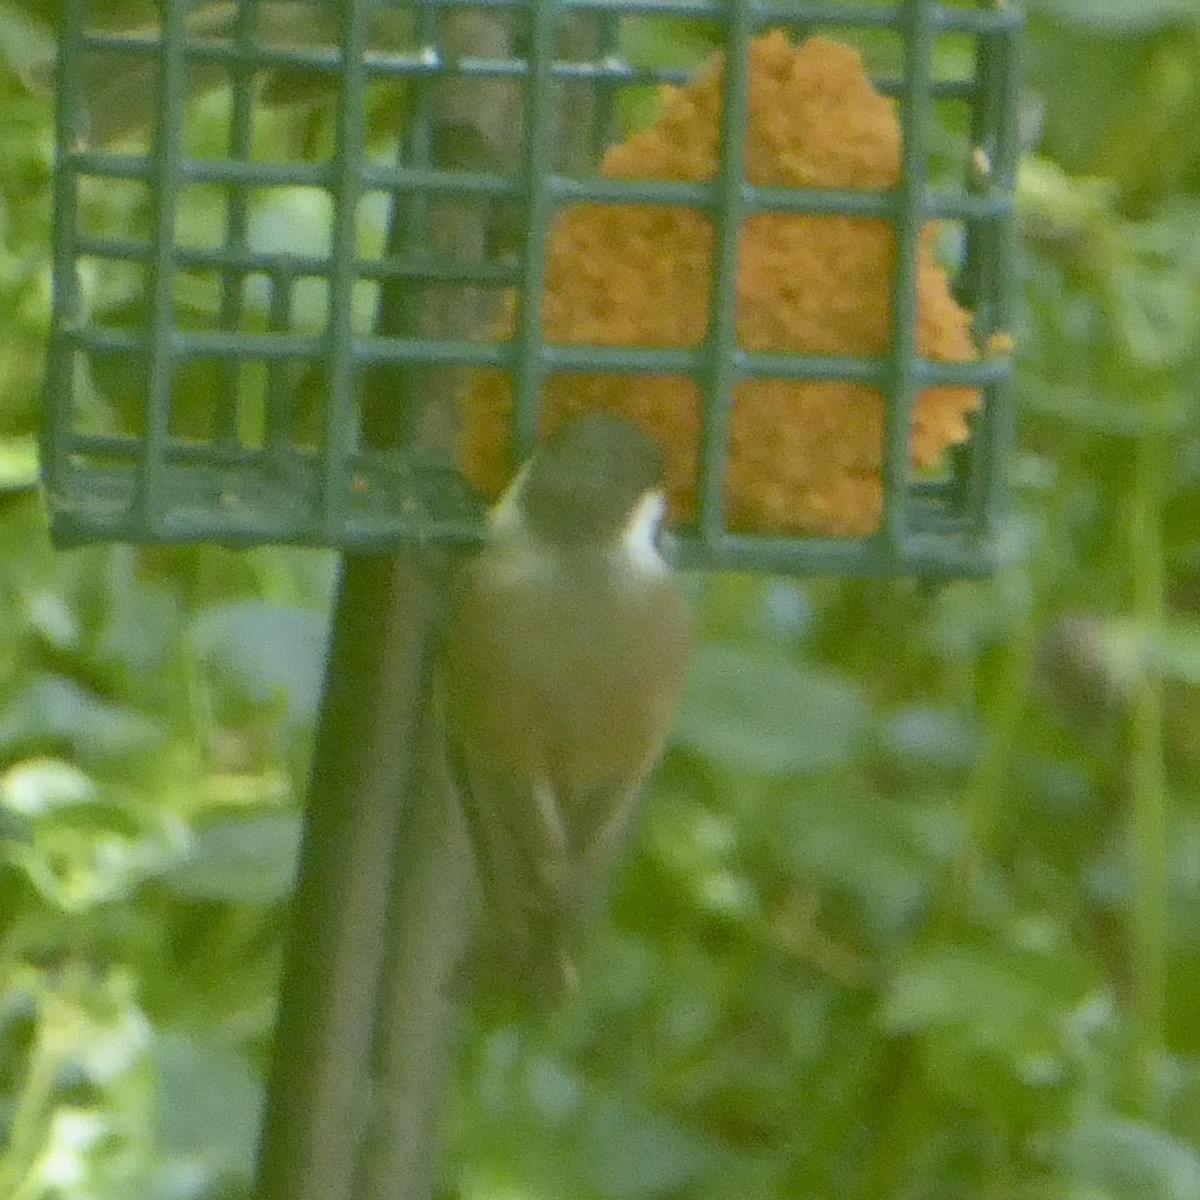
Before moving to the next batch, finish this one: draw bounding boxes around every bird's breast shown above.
[444,550,691,791]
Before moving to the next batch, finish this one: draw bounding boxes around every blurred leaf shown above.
[191,600,328,726]
[1150,618,1200,683]
[151,1031,262,1178]
[524,1053,586,1128]
[1076,616,1200,687]
[927,571,1033,659]
[674,643,869,776]
[779,792,938,938]
[0,758,96,815]
[1019,377,1185,435]
[161,811,300,903]
[0,674,162,759]
[1032,0,1200,31]
[1027,31,1158,171]
[1109,261,1199,366]
[884,940,1090,1038]
[1058,1116,1200,1199]
[9,801,181,911]
[1018,156,1116,240]
[97,567,183,681]
[24,588,81,649]
[0,5,53,76]
[0,435,37,492]
[579,1097,717,1199]
[879,705,981,773]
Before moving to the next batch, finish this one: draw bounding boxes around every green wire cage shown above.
[42,0,1020,578]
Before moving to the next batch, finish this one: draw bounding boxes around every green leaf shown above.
[1032,0,1200,31]
[1150,619,1200,683]
[0,6,54,77]
[191,600,328,726]
[779,793,939,937]
[883,941,1090,1038]
[1077,616,1200,687]
[1019,377,1185,436]
[162,811,301,903]
[0,758,96,815]
[97,561,183,681]
[880,705,980,773]
[579,1098,717,1198]
[1058,1116,1200,1200]
[0,436,38,493]
[152,1031,263,1178]
[1110,262,1198,367]
[0,674,163,759]
[673,643,869,776]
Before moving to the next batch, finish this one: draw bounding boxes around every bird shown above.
[441,413,691,1006]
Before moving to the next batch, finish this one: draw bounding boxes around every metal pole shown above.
[255,7,523,1199]
[253,549,440,1200]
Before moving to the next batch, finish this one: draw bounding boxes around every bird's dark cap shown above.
[514,413,666,546]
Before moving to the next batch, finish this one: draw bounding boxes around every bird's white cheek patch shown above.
[488,460,533,537]
[621,489,668,575]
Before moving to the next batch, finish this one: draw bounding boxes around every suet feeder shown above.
[39,5,1024,1200]
[42,0,1020,579]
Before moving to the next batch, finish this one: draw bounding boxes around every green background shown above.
[5,1,1200,1197]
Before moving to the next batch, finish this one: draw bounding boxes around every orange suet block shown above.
[457,31,982,536]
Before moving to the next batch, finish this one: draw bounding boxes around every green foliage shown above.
[3,0,1200,1198]
[674,642,870,776]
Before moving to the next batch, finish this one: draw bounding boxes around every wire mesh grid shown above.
[42,0,1020,577]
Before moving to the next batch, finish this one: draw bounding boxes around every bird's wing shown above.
[442,716,583,998]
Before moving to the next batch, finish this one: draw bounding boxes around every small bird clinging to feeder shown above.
[441,414,692,1004]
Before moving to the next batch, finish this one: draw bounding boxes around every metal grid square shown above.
[42,0,1020,577]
